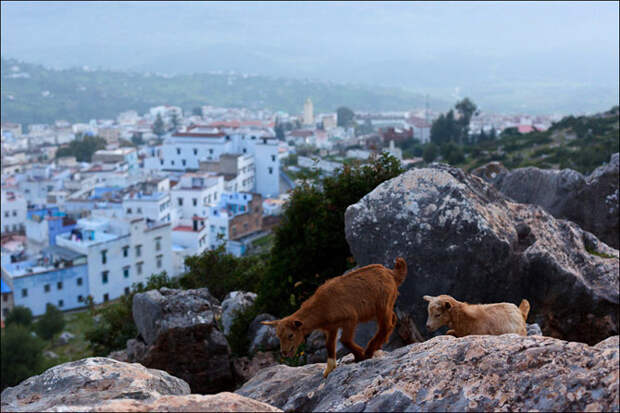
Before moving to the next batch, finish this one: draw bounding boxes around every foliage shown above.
[255,152,404,317]
[226,303,261,357]
[5,305,33,328]
[84,272,178,356]
[431,98,478,146]
[131,134,145,146]
[440,142,465,164]
[34,304,65,341]
[423,143,439,163]
[179,243,267,301]
[336,106,355,128]
[192,106,203,117]
[55,134,106,162]
[153,113,165,137]
[118,138,135,148]
[1,324,46,390]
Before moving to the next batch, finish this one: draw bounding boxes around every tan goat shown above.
[423,294,530,337]
[262,257,408,378]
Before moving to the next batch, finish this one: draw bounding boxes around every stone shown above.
[248,314,280,354]
[221,291,257,335]
[232,352,278,385]
[57,331,76,345]
[1,357,190,412]
[126,338,148,363]
[43,350,59,359]
[237,334,619,412]
[132,288,233,394]
[526,323,543,336]
[344,163,619,345]
[108,349,129,362]
[474,153,619,248]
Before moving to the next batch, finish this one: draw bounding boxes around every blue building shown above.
[5,246,89,316]
[25,207,77,248]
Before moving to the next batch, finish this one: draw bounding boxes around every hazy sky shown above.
[2,1,619,113]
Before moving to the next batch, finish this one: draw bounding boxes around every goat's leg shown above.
[384,311,397,345]
[323,329,337,378]
[340,321,365,362]
[364,311,391,359]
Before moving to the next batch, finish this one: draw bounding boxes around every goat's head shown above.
[423,295,455,332]
[261,317,305,358]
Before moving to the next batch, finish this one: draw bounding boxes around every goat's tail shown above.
[519,299,530,322]
[391,257,408,286]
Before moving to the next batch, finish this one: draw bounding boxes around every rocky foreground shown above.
[237,334,619,412]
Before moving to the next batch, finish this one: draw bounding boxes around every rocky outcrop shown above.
[345,163,619,344]
[0,357,280,412]
[237,334,619,412]
[232,351,278,384]
[221,291,257,335]
[474,153,619,248]
[248,314,281,354]
[131,288,234,394]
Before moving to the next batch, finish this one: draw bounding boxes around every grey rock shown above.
[237,334,619,412]
[526,323,543,336]
[345,163,619,345]
[43,350,59,359]
[107,350,128,362]
[221,291,257,335]
[0,357,190,412]
[232,352,278,385]
[57,331,75,345]
[126,338,147,362]
[132,288,233,394]
[474,152,619,248]
[248,314,280,354]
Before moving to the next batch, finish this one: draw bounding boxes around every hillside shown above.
[461,106,620,174]
[0,58,446,125]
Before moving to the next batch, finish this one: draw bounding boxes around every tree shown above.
[440,142,465,164]
[423,143,438,163]
[1,324,45,390]
[455,98,478,145]
[430,110,459,146]
[34,303,65,340]
[336,107,354,128]
[170,113,179,132]
[192,106,203,117]
[256,152,404,317]
[131,134,145,146]
[5,306,33,328]
[55,134,106,162]
[274,121,285,140]
[153,113,165,137]
[118,138,135,148]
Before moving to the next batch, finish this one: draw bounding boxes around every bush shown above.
[1,324,46,390]
[226,303,261,356]
[423,143,438,163]
[5,306,33,328]
[85,272,178,356]
[34,304,65,340]
[180,243,267,301]
[255,152,404,317]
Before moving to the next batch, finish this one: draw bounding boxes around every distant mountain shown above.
[0,58,449,126]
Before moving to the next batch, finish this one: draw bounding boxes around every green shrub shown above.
[5,306,33,328]
[34,304,65,340]
[226,303,261,357]
[1,324,46,390]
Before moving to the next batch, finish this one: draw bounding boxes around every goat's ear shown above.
[261,320,280,327]
[293,319,303,328]
[423,295,434,302]
[443,301,452,310]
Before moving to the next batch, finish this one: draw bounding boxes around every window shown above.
[77,277,83,286]
[127,208,132,214]
[135,245,142,257]
[272,155,276,162]
[232,227,237,236]
[103,293,109,302]
[243,223,248,231]
[268,167,273,174]
[176,148,181,155]
[160,159,164,166]
[3,211,8,218]
[101,250,107,264]
[2,308,6,317]
[155,237,162,251]
[78,295,83,302]
[137,207,142,214]
[124,287,130,295]
[44,284,51,293]
[22,288,28,297]
[123,266,130,278]
[123,246,129,257]
[12,210,17,216]
[219,226,226,233]
[102,271,109,284]
[171,160,175,166]
[243,148,247,154]
[182,159,186,166]
[2,295,7,302]
[192,198,197,206]
[136,261,143,275]
[193,148,198,155]
[209,149,213,154]
[178,198,183,206]
[58,299,64,308]
[210,225,215,232]
[57,281,63,290]
[156,254,163,269]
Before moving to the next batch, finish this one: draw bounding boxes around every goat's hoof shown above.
[322,358,336,378]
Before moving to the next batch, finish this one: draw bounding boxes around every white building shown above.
[303,98,314,126]
[56,216,173,303]
[170,172,225,219]
[1,189,27,233]
[123,191,173,224]
[171,217,209,276]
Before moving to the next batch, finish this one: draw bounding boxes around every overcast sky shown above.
[2,1,618,113]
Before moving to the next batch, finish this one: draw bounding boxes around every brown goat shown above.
[423,294,530,337]
[262,257,407,378]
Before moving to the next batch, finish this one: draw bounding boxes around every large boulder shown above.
[474,153,619,248]
[132,288,234,394]
[221,291,257,335]
[0,357,280,412]
[237,334,619,412]
[345,163,619,344]
[248,314,280,355]
[0,357,190,412]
